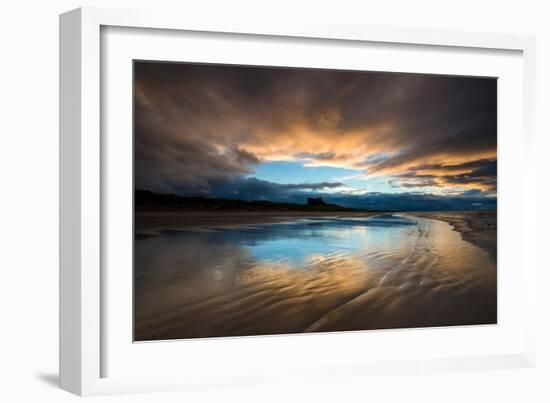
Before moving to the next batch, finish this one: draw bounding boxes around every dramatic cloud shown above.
[134,61,497,203]
[211,178,344,201]
[389,159,497,194]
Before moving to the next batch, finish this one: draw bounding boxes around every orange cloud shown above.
[134,61,496,196]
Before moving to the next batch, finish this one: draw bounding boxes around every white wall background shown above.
[0,0,548,401]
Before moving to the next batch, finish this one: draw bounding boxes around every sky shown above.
[134,61,497,210]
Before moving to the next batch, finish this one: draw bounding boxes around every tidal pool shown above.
[134,214,496,341]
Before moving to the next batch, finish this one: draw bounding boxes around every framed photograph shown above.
[60,7,537,396]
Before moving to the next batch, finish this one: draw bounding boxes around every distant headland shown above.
[135,189,373,212]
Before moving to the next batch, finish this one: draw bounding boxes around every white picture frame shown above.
[59,6,537,396]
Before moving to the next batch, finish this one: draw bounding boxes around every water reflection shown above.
[134,214,496,341]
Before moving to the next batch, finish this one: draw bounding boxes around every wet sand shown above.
[135,210,497,261]
[134,212,496,341]
[407,211,496,262]
[135,210,379,236]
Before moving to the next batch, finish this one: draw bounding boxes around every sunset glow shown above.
[134,62,496,209]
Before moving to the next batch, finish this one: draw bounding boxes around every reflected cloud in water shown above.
[134,214,496,341]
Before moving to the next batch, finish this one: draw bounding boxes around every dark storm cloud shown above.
[389,159,497,193]
[134,61,497,197]
[209,177,343,201]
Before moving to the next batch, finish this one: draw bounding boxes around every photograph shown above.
[133,61,497,341]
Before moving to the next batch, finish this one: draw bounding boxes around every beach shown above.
[135,210,379,235]
[134,210,496,341]
[135,210,497,261]
[408,211,496,262]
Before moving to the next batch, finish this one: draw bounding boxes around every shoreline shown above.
[135,210,380,235]
[407,211,496,262]
[135,209,497,262]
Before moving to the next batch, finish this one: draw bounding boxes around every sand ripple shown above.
[134,215,496,341]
